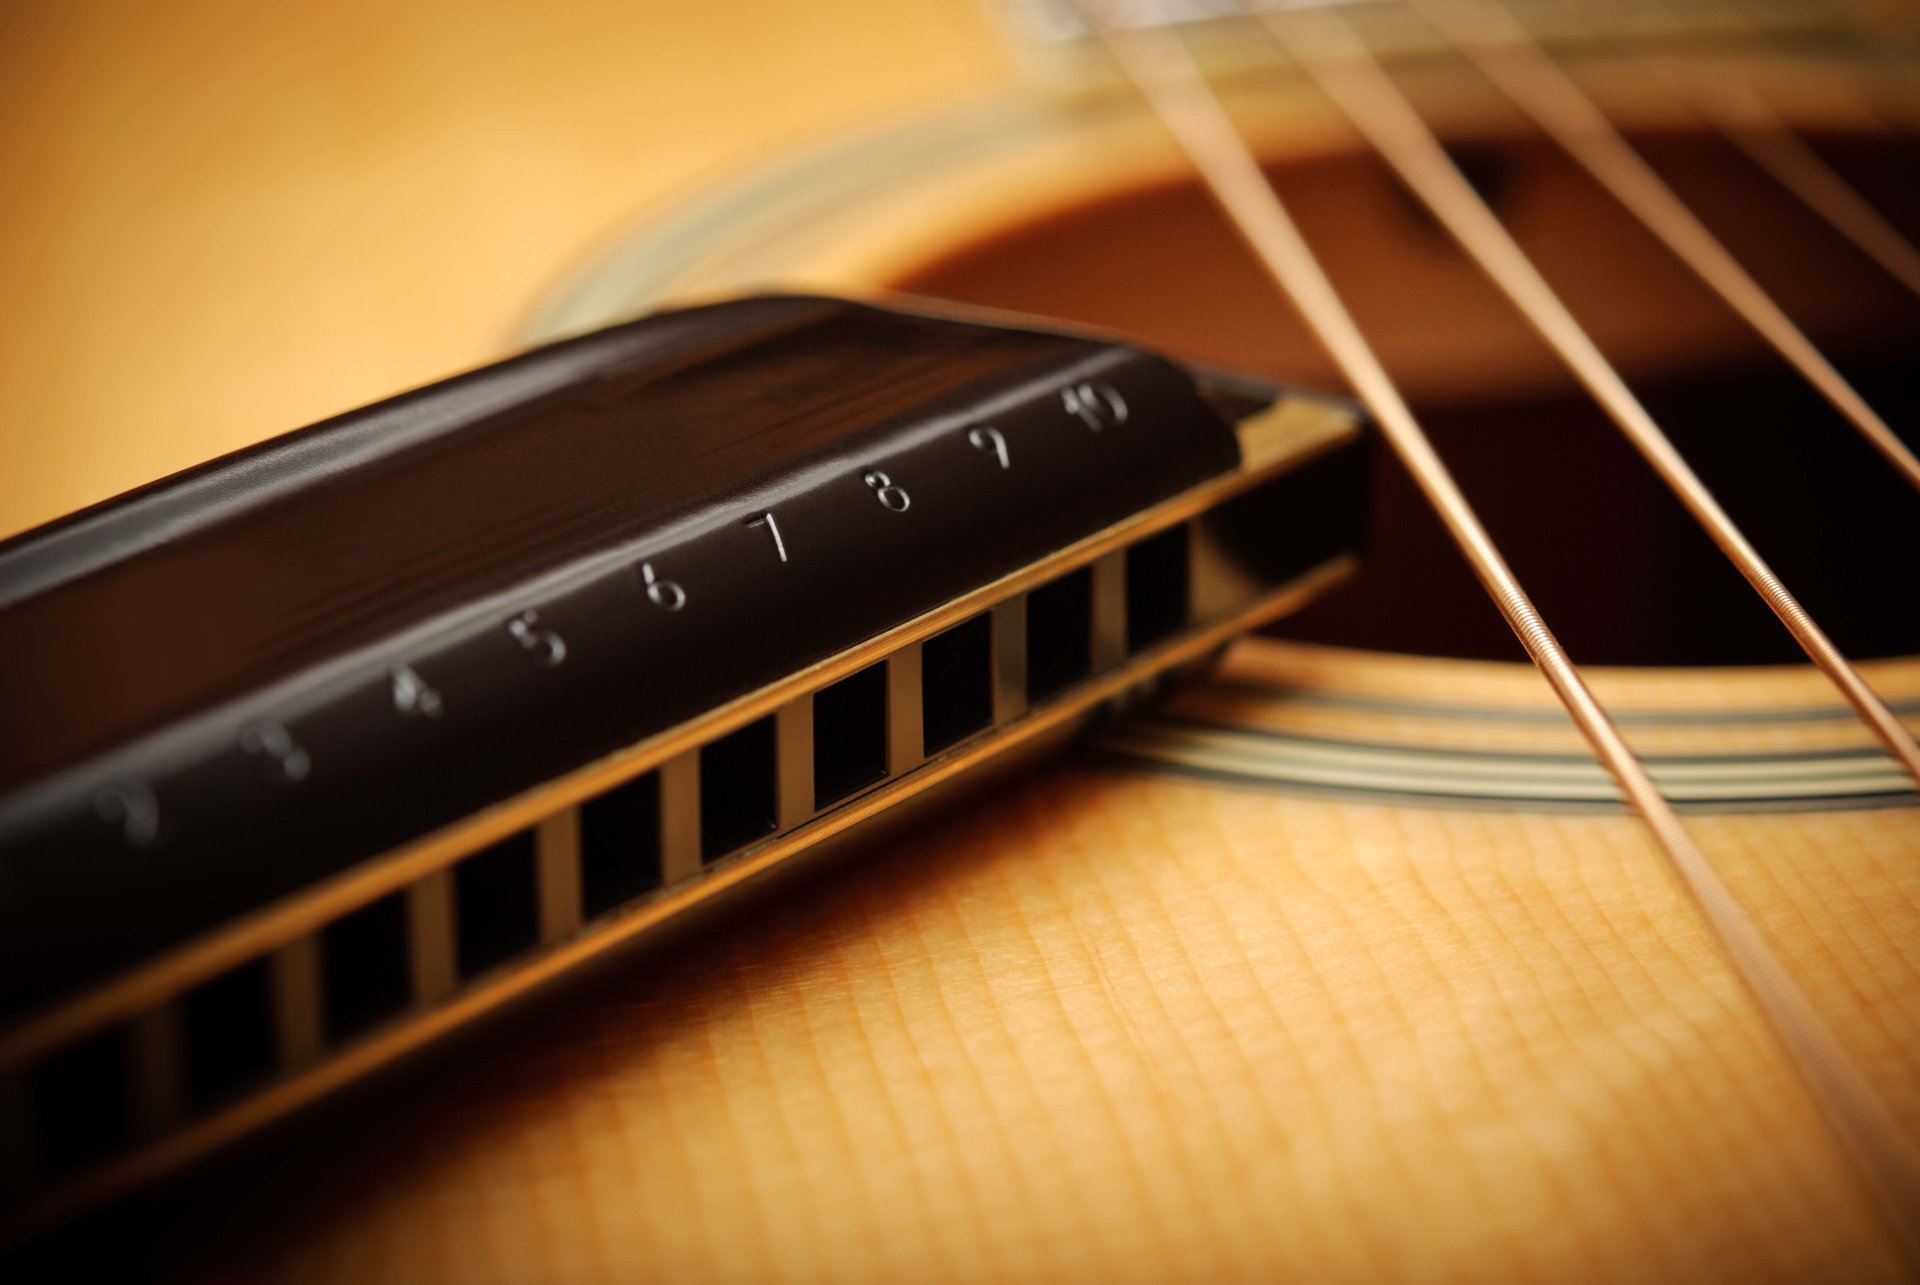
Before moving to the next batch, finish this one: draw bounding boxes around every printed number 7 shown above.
[747,512,789,563]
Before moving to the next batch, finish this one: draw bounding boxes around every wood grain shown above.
[175,642,1909,1283]
[249,782,1916,1283]
[8,4,1918,1279]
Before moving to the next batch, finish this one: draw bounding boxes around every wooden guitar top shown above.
[199,641,1916,1283]
[5,1,1917,1278]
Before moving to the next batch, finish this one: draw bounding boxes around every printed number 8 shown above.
[864,470,911,512]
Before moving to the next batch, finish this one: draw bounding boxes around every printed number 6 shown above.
[864,470,911,512]
[641,561,686,612]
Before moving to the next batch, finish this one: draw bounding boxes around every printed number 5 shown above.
[507,610,567,666]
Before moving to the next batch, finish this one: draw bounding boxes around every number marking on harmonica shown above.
[1061,380,1128,431]
[968,426,1011,469]
[747,511,789,563]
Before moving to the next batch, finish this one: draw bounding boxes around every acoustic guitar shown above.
[1,0,1917,1279]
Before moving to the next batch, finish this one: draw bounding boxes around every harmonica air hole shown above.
[1026,569,1095,703]
[452,832,540,979]
[813,664,888,809]
[31,1026,133,1176]
[321,892,412,1043]
[580,773,664,917]
[699,717,778,862]
[921,614,993,754]
[1125,524,1192,652]
[181,960,275,1112]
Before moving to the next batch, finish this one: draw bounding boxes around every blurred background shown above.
[6,0,1918,662]
[0,0,1006,541]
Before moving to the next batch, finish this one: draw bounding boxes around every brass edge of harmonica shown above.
[0,394,1358,1078]
[8,551,1358,1239]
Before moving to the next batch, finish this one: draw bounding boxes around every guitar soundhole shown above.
[700,717,779,860]
[814,664,888,807]
[922,614,994,754]
[581,773,665,915]
[898,129,1920,665]
[321,892,411,1043]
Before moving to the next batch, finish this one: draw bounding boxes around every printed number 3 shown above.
[864,470,910,512]
[240,721,311,783]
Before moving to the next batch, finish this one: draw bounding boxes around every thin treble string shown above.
[1667,60,1920,299]
[1405,0,1920,494]
[1070,2,1920,1261]
[1699,0,1920,137]
[1611,0,1920,294]
[1248,1,1920,791]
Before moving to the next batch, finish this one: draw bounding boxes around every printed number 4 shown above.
[392,664,444,718]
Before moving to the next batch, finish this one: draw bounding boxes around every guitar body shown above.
[224,648,1919,1284]
[4,0,1917,1279]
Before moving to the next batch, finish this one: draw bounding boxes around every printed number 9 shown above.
[864,470,911,512]
[967,426,1010,470]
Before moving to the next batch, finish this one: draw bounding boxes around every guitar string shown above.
[1248,1,1920,791]
[1404,0,1920,493]
[1673,0,1920,171]
[1590,0,1920,294]
[1667,59,1920,299]
[1071,0,1920,1261]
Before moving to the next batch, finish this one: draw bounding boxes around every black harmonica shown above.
[0,294,1365,1231]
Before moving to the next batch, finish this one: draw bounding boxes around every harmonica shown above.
[0,294,1365,1230]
